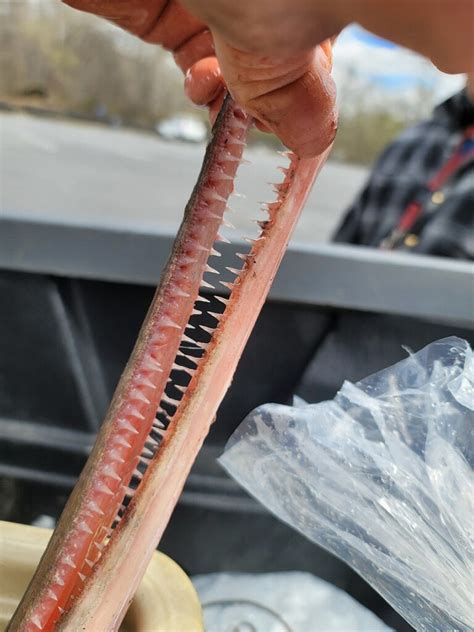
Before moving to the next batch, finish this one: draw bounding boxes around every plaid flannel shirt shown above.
[334,89,474,260]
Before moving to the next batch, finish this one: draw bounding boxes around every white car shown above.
[156,116,207,143]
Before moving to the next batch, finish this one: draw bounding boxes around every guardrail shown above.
[1,214,472,326]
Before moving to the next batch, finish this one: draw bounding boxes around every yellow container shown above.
[0,520,203,631]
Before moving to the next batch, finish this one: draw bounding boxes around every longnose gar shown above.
[8,95,332,631]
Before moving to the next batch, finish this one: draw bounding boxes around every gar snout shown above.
[8,95,331,632]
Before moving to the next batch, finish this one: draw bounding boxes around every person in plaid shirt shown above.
[334,75,474,260]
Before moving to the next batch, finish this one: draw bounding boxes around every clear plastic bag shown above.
[220,337,473,632]
[192,571,392,631]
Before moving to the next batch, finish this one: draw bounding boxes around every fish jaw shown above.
[55,148,330,632]
[7,96,250,632]
[8,94,331,632]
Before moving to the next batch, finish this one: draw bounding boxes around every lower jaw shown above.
[9,95,331,632]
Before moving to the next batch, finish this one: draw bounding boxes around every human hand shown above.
[62,0,337,157]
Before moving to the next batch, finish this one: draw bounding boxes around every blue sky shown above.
[333,25,464,101]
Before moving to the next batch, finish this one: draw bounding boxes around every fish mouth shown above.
[8,95,330,632]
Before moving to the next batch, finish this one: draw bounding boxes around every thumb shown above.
[213,36,337,157]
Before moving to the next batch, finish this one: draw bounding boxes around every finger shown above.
[173,29,215,73]
[247,61,338,157]
[63,0,206,53]
[214,37,337,157]
[142,0,205,50]
[184,56,224,106]
[63,0,168,37]
[254,120,272,133]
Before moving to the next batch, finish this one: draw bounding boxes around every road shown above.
[0,112,367,245]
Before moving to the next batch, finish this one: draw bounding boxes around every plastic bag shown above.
[220,337,473,632]
[192,571,392,631]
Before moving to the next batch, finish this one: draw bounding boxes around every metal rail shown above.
[1,215,473,325]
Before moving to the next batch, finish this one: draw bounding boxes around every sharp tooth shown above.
[161,316,181,329]
[201,279,214,289]
[93,541,105,551]
[161,394,178,405]
[128,407,145,420]
[216,233,231,244]
[180,333,197,344]
[192,242,208,252]
[102,464,122,481]
[200,325,215,335]
[214,295,229,306]
[222,218,235,229]
[236,252,247,260]
[191,308,202,316]
[150,333,167,346]
[173,384,187,393]
[95,481,114,495]
[171,360,186,369]
[210,247,221,257]
[226,267,241,275]
[197,295,211,303]
[109,449,125,464]
[204,209,222,220]
[232,119,248,130]
[77,521,93,535]
[84,558,95,568]
[47,589,58,601]
[233,192,246,199]
[144,357,163,372]
[87,500,105,515]
[205,190,227,203]
[223,152,239,162]
[130,388,150,404]
[174,287,190,298]
[117,418,139,434]
[141,448,154,458]
[219,281,234,290]
[58,607,65,614]
[146,437,159,447]
[30,615,44,629]
[62,554,76,569]
[272,182,289,194]
[136,376,156,389]
[180,255,197,265]
[78,573,87,582]
[205,264,219,274]
[217,171,233,181]
[54,575,65,587]
[229,138,245,146]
